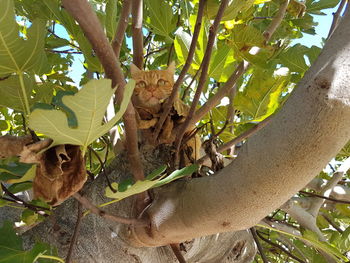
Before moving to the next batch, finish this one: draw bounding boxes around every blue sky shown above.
[61,5,338,85]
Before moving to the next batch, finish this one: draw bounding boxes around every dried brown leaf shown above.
[33,145,86,205]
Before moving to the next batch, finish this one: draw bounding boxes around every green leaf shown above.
[0,0,47,74]
[105,164,198,200]
[7,165,35,184]
[21,209,39,226]
[206,0,255,20]
[7,182,32,194]
[29,79,135,154]
[0,221,61,263]
[145,164,167,180]
[235,68,289,121]
[0,120,9,131]
[0,74,35,112]
[105,0,118,40]
[306,0,341,15]
[145,0,176,40]
[257,224,348,262]
[278,44,309,73]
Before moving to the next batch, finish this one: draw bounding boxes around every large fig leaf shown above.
[28,79,135,154]
[0,74,35,112]
[0,0,47,74]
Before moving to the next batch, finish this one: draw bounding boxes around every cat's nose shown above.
[148,85,157,92]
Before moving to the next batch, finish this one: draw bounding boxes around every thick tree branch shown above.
[130,11,350,246]
[112,0,132,59]
[153,0,206,141]
[132,0,144,68]
[174,0,229,162]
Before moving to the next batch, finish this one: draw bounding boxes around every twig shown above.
[299,190,350,205]
[144,46,167,59]
[1,183,50,214]
[320,212,343,234]
[46,49,83,54]
[47,28,81,50]
[131,0,144,68]
[153,0,207,141]
[62,0,146,213]
[88,146,115,192]
[256,230,306,263]
[197,115,272,165]
[112,0,132,59]
[250,227,269,263]
[73,193,148,226]
[66,202,83,263]
[170,243,187,263]
[174,0,229,166]
[181,68,201,100]
[327,0,347,39]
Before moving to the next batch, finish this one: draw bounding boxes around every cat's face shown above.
[131,62,175,110]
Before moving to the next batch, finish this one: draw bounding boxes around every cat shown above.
[130,62,201,164]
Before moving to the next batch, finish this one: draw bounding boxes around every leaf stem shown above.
[18,72,31,116]
[34,254,65,263]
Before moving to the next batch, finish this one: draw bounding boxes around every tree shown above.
[0,0,349,262]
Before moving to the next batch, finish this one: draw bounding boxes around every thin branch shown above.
[88,146,115,192]
[1,183,50,214]
[73,193,148,226]
[46,49,83,54]
[144,46,167,58]
[174,0,229,165]
[181,68,201,100]
[299,190,350,205]
[250,227,269,263]
[131,0,144,68]
[47,28,81,50]
[320,212,343,234]
[196,115,272,165]
[153,0,207,141]
[66,203,83,263]
[256,230,306,263]
[170,243,187,263]
[62,0,146,212]
[327,0,347,39]
[112,0,132,59]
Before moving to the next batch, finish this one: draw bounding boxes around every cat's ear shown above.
[130,63,142,77]
[167,61,176,74]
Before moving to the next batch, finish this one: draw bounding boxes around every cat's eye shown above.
[137,81,146,88]
[157,79,167,86]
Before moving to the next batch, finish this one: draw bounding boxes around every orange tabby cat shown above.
[130,62,200,162]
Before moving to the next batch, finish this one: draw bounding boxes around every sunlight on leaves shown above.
[28,79,135,154]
